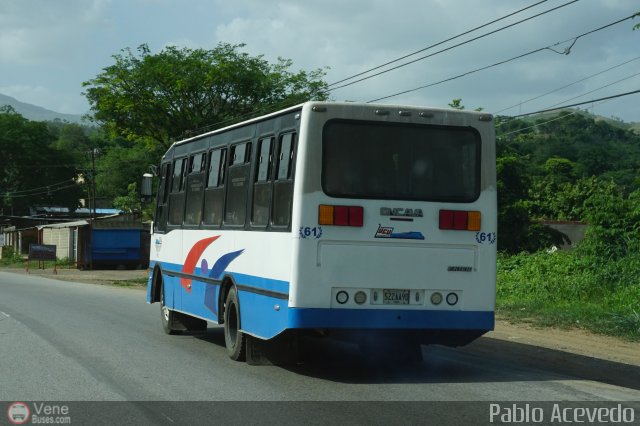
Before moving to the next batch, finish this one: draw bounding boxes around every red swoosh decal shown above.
[181,236,219,290]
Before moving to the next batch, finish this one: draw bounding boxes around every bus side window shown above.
[276,133,295,180]
[252,137,274,227]
[168,157,187,225]
[231,141,251,165]
[170,158,185,193]
[189,152,205,174]
[225,141,252,226]
[155,163,170,233]
[203,148,227,226]
[184,152,205,226]
[272,132,296,227]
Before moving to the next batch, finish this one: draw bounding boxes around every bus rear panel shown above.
[287,103,496,346]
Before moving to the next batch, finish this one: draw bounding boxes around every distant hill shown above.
[0,93,86,123]
[520,108,640,134]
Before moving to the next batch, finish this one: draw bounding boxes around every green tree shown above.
[579,186,640,259]
[0,108,83,214]
[530,176,617,222]
[448,98,464,110]
[52,123,92,163]
[447,98,483,111]
[83,43,329,149]
[497,155,567,253]
[94,140,162,203]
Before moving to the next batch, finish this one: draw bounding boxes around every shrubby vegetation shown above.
[495,112,640,340]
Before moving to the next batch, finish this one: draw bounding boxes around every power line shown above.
[328,0,550,88]
[496,70,640,128]
[506,89,640,118]
[329,0,580,92]
[497,109,582,137]
[1,183,81,198]
[366,14,637,103]
[544,71,640,109]
[496,90,626,137]
[494,55,640,114]
[0,179,77,195]
[496,73,640,131]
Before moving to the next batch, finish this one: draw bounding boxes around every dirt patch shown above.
[490,319,640,367]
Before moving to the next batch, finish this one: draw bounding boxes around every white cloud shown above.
[1,0,638,120]
[0,0,111,65]
[208,0,639,121]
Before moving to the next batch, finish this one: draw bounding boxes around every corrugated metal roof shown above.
[37,220,89,230]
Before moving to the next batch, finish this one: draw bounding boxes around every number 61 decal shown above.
[475,232,496,244]
[299,226,323,239]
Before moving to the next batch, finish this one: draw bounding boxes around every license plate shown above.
[383,289,410,305]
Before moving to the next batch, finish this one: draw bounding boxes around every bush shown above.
[0,246,24,265]
[497,251,640,340]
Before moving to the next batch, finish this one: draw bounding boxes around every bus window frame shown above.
[250,135,275,229]
[182,150,207,228]
[270,131,297,229]
[202,146,229,228]
[154,162,171,233]
[168,157,188,226]
[224,140,252,228]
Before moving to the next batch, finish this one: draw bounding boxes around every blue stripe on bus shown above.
[288,308,494,331]
[151,261,290,294]
[149,261,493,338]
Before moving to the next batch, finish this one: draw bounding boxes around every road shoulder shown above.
[490,319,640,367]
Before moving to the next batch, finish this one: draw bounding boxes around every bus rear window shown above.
[322,120,480,202]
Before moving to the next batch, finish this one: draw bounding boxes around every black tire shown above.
[160,281,182,335]
[223,287,246,361]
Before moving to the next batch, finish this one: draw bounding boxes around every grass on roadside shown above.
[110,277,148,287]
[497,251,640,341]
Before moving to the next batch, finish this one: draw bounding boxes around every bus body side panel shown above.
[148,229,183,309]
[152,229,294,339]
[225,231,293,339]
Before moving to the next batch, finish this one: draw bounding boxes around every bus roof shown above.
[167,101,494,151]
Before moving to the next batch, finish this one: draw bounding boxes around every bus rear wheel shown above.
[223,287,246,361]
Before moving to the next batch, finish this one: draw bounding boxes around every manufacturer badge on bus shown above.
[380,207,423,217]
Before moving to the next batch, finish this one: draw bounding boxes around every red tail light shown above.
[319,205,364,227]
[439,210,481,231]
[348,206,364,227]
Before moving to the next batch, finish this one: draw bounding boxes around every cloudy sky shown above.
[1,0,638,122]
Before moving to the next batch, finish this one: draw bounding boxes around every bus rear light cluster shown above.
[319,205,364,227]
[439,210,481,231]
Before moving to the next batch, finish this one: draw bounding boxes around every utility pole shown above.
[91,148,98,220]
[86,148,100,270]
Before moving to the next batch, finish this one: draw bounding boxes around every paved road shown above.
[1,271,639,423]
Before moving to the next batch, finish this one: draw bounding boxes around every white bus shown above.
[147,101,497,362]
